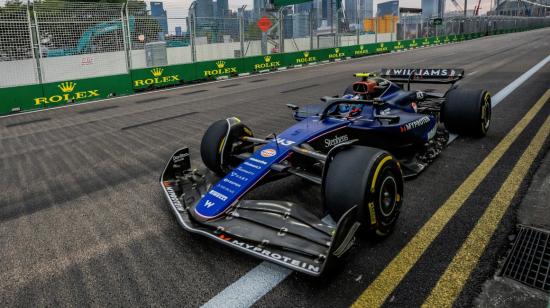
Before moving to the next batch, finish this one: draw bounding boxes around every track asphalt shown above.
[0,28,548,307]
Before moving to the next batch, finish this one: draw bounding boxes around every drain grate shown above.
[500,225,550,292]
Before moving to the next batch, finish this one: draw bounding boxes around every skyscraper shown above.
[345,0,357,21]
[150,2,168,34]
[376,0,399,17]
[196,0,214,18]
[421,0,445,17]
[216,0,229,18]
[316,0,339,27]
[295,2,314,14]
[254,0,266,19]
[345,0,373,22]
[360,0,373,20]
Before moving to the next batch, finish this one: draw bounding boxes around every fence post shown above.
[356,0,360,45]
[310,10,314,50]
[121,2,131,73]
[188,2,197,62]
[27,1,43,85]
[279,8,284,53]
[375,17,378,43]
[31,7,45,83]
[239,15,244,57]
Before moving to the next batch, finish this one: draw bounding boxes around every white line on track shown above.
[201,262,292,308]
[201,53,550,308]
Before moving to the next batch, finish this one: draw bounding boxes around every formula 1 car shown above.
[161,68,491,276]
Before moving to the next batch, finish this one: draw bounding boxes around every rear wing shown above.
[380,68,464,84]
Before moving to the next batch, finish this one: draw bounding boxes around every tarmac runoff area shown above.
[0,27,549,307]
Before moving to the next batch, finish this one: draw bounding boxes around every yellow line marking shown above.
[423,113,550,308]
[351,88,550,308]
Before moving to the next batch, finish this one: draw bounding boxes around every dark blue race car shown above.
[160,68,492,276]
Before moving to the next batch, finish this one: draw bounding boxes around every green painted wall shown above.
[0,84,44,115]
[38,74,133,109]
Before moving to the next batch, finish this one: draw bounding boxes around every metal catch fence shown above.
[33,1,128,83]
[0,4,38,87]
[0,0,549,90]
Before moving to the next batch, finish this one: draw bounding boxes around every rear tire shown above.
[443,88,491,137]
[324,146,404,237]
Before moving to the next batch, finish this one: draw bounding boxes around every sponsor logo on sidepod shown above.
[324,135,349,147]
[261,148,277,157]
[400,116,430,133]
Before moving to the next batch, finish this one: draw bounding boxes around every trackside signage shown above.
[421,37,431,46]
[253,55,281,70]
[354,44,371,56]
[393,40,405,51]
[328,48,345,59]
[203,60,238,77]
[376,42,389,53]
[295,51,317,64]
[34,81,100,106]
[133,67,181,88]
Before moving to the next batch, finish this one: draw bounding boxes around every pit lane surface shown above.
[0,28,549,307]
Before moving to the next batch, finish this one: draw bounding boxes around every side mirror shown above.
[286,103,299,111]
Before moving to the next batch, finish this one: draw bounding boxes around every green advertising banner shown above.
[373,41,392,53]
[131,64,194,90]
[393,40,407,51]
[319,46,351,60]
[194,57,244,80]
[420,37,432,47]
[0,84,44,115]
[242,53,285,72]
[284,50,322,66]
[407,38,420,49]
[39,74,133,109]
[349,43,376,57]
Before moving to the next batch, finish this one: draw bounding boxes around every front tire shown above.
[443,88,491,137]
[200,118,253,175]
[324,146,404,237]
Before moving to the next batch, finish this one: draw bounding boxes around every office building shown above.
[421,0,445,17]
[216,0,229,17]
[344,0,373,23]
[150,2,168,34]
[377,0,399,16]
[292,12,311,37]
[196,0,214,17]
[295,2,314,13]
[254,0,266,19]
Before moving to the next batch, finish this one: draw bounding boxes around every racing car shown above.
[160,68,492,276]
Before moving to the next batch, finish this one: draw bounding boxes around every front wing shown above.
[160,147,360,276]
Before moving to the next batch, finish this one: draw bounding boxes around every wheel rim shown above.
[379,176,397,217]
